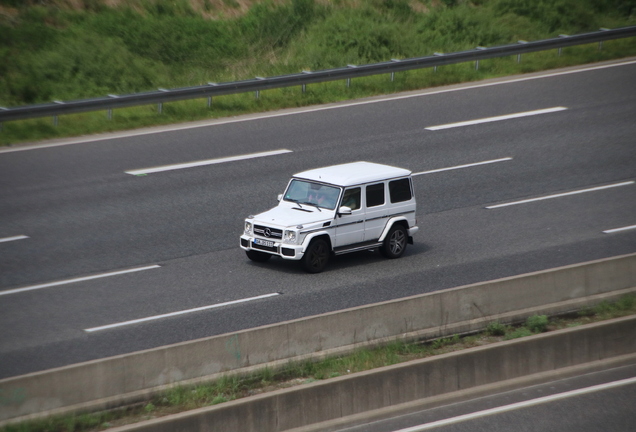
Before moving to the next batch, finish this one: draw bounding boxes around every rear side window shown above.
[366,183,385,207]
[389,178,412,203]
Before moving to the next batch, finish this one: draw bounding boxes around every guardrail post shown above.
[347,65,357,88]
[301,71,312,93]
[558,35,569,56]
[207,83,218,107]
[517,41,528,63]
[599,28,610,50]
[390,59,401,81]
[475,47,487,70]
[433,52,444,72]
[255,77,265,98]
[52,100,64,126]
[157,88,169,114]
[107,94,119,119]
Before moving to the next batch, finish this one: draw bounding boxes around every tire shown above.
[246,250,272,262]
[302,238,330,273]
[380,224,408,259]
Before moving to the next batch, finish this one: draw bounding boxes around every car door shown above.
[334,187,364,247]
[362,182,388,241]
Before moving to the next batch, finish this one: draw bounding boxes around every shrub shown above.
[526,315,549,333]
[486,321,507,336]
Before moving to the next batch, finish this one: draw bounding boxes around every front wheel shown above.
[246,250,272,262]
[302,238,330,273]
[380,224,408,259]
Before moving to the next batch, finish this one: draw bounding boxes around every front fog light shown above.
[245,221,253,235]
[284,230,297,243]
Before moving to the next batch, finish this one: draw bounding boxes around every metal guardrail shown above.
[1,26,635,123]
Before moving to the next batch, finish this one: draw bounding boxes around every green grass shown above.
[3,294,635,432]
[1,0,635,145]
[3,37,636,146]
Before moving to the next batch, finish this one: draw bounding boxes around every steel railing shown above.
[1,26,635,124]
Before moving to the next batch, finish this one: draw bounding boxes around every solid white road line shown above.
[3,60,635,154]
[125,149,293,175]
[425,107,567,131]
[0,265,161,297]
[0,235,29,243]
[393,376,636,432]
[413,157,512,176]
[84,293,281,332]
[486,181,635,209]
[603,224,636,234]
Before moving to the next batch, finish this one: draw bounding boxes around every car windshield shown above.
[284,179,341,210]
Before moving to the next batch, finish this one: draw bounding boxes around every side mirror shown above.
[277,194,283,202]
[338,206,352,216]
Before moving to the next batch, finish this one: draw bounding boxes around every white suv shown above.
[240,162,419,273]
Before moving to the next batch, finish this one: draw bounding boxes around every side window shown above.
[366,183,385,207]
[389,178,412,203]
[341,187,361,210]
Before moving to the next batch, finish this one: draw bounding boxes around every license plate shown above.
[254,238,275,248]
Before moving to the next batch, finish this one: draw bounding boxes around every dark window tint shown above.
[366,183,385,207]
[389,178,412,203]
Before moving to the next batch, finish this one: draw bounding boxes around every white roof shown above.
[294,162,411,187]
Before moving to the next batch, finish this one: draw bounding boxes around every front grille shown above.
[253,243,278,253]
[254,225,283,239]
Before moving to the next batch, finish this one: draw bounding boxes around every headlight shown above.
[283,230,297,244]
[244,221,253,235]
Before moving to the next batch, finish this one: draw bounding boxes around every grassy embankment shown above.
[2,294,635,432]
[0,0,635,146]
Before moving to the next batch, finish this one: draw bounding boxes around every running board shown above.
[333,241,382,255]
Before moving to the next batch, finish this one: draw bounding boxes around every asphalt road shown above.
[338,364,636,432]
[1,59,635,379]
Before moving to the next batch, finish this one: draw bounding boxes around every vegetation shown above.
[0,0,634,145]
[2,294,635,432]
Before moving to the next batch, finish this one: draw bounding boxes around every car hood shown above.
[253,205,334,228]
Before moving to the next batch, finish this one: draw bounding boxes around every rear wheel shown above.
[302,238,330,273]
[246,250,272,262]
[380,224,407,259]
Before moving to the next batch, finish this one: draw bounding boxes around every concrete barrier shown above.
[105,315,636,432]
[1,253,635,423]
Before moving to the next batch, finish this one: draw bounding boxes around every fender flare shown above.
[378,217,409,242]
[301,231,333,253]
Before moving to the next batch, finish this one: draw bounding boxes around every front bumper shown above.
[240,235,305,260]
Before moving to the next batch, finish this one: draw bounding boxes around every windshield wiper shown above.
[300,202,321,212]
[287,199,304,209]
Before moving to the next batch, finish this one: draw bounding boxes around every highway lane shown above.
[1,59,635,378]
[338,364,636,432]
